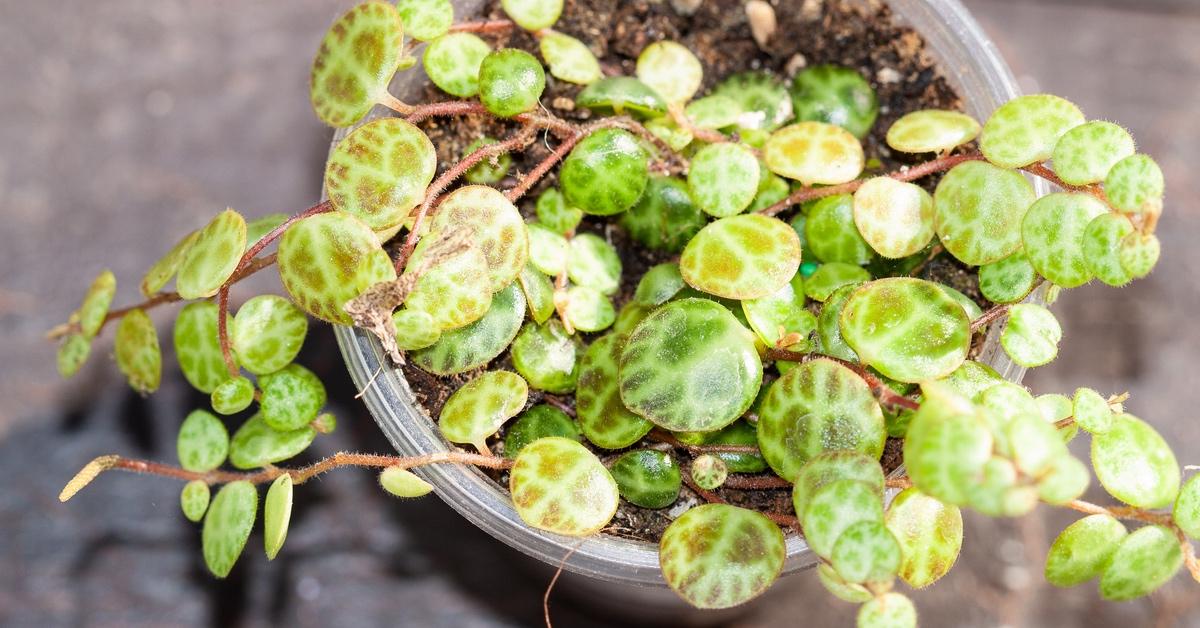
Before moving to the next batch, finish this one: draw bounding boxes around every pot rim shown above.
[332,0,1048,587]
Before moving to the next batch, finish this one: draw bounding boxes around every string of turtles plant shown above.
[50,1,1197,626]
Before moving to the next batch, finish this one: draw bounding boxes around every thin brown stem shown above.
[722,474,792,490]
[450,19,516,34]
[61,451,513,501]
[885,476,914,490]
[971,304,1012,333]
[820,355,923,412]
[395,124,541,272]
[506,130,584,202]
[217,287,238,377]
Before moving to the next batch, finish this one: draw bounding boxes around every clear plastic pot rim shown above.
[331,0,1048,587]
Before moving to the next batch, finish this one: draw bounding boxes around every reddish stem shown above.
[722,474,792,490]
[395,125,540,272]
[449,19,516,34]
[647,429,762,455]
[971,303,1012,333]
[506,130,585,203]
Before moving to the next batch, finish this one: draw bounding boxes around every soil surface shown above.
[401,0,968,544]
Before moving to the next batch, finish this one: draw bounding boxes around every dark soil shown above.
[399,0,971,545]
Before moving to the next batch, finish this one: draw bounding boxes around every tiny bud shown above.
[312,412,337,434]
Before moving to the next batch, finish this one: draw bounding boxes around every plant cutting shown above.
[49,1,1197,626]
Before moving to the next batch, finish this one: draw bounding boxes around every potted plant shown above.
[51,0,1196,626]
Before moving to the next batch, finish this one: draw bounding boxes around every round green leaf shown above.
[816,284,859,361]
[1174,474,1200,540]
[764,122,865,186]
[684,94,743,130]
[511,321,579,393]
[933,161,1036,265]
[411,282,526,375]
[885,488,963,589]
[690,454,728,490]
[180,480,211,523]
[792,451,884,518]
[575,333,653,449]
[1119,232,1160,279]
[563,285,615,332]
[618,176,706,253]
[478,48,545,118]
[176,209,247,300]
[231,294,307,375]
[1000,303,1062,368]
[568,232,622,295]
[501,0,562,30]
[1105,154,1164,214]
[517,264,555,325]
[141,230,199,297]
[278,211,395,325]
[749,171,791,212]
[1044,514,1127,587]
[174,302,234,393]
[980,94,1085,168]
[539,30,600,84]
[309,2,404,127]
[903,382,993,505]
[758,359,885,482]
[789,65,878,139]
[177,409,230,473]
[1052,121,1135,186]
[832,520,902,585]
[439,370,528,452]
[711,71,792,132]
[857,592,916,628]
[115,308,162,394]
[429,185,529,292]
[806,262,871,305]
[403,236,491,331]
[680,214,801,300]
[806,194,873,265]
[527,222,568,276]
[1021,192,1107,288]
[1037,454,1090,505]
[1099,525,1183,601]
[259,364,326,431]
[263,474,293,560]
[978,250,1038,304]
[391,308,441,350]
[78,270,116,339]
[742,274,816,349]
[659,504,785,609]
[504,404,581,459]
[423,33,490,98]
[535,187,582,235]
[510,437,618,536]
[1082,213,1135,287]
[395,0,453,41]
[379,466,434,498]
[610,449,681,509]
[688,143,761,217]
[211,376,255,415]
[802,478,884,559]
[1092,413,1180,509]
[645,115,693,151]
[886,109,980,154]
[324,118,436,232]
[619,299,762,432]
[228,413,316,470]
[202,481,257,578]
[561,128,649,216]
[636,41,701,105]
[854,177,935,259]
[1073,387,1114,435]
[839,278,970,383]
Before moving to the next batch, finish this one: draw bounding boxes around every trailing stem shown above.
[59,450,513,502]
